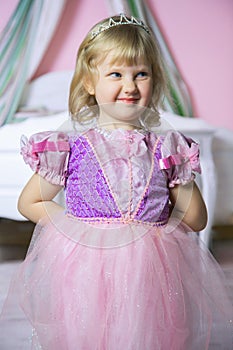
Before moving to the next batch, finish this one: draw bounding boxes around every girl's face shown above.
[87,52,153,128]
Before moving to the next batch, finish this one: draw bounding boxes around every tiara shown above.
[90,14,150,40]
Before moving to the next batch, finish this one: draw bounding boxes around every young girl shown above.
[9,14,233,349]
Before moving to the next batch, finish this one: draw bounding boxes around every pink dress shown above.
[2,128,232,349]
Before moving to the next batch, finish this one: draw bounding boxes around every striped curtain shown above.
[0,0,66,126]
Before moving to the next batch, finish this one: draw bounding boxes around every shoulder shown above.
[159,130,196,147]
[20,130,70,151]
[157,130,201,187]
[20,131,71,186]
[160,130,200,168]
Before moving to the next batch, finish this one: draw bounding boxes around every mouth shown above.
[117,98,139,104]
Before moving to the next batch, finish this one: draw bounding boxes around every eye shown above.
[109,72,122,78]
[136,71,149,79]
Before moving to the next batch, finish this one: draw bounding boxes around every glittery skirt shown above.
[1,212,232,349]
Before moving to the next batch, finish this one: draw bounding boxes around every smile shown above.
[117,98,139,104]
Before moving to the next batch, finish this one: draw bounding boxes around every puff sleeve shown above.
[20,131,70,186]
[159,130,201,188]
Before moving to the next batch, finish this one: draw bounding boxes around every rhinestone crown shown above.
[91,14,150,40]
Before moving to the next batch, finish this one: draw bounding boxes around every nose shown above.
[123,78,137,94]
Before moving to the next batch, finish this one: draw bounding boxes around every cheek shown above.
[143,83,153,101]
[141,79,152,92]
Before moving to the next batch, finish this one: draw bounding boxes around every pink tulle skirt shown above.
[1,213,232,349]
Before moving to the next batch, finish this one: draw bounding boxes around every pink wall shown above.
[148,0,233,130]
[1,0,233,130]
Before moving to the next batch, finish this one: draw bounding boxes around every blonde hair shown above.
[69,15,169,126]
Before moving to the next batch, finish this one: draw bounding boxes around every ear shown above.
[83,77,95,95]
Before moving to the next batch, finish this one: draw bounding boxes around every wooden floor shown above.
[0,219,232,349]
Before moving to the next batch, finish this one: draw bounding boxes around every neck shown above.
[97,121,141,131]
[98,109,142,131]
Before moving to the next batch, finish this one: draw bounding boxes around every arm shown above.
[169,180,207,232]
[18,173,64,224]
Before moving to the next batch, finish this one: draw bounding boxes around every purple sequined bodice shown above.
[65,129,169,224]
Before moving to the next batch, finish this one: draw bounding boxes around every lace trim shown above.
[94,126,148,138]
[66,212,167,227]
